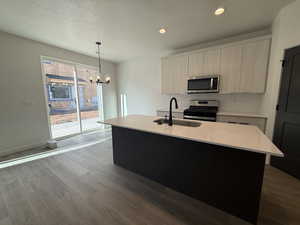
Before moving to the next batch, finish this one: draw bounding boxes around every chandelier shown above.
[89,41,111,85]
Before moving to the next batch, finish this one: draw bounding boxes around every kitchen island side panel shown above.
[111,126,266,224]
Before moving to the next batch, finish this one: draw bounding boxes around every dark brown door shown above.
[271,45,300,179]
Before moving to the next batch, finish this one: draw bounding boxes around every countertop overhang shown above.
[101,115,283,157]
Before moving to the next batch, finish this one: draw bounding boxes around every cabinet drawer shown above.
[217,115,267,133]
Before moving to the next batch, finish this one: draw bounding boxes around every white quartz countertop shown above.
[102,115,283,157]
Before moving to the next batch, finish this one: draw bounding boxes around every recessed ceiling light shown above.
[215,7,225,16]
[159,28,167,34]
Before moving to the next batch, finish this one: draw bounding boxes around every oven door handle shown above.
[210,78,213,89]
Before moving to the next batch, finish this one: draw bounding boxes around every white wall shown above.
[0,31,118,156]
[117,55,165,115]
[261,0,300,138]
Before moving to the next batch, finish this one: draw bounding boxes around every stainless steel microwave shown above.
[187,75,220,94]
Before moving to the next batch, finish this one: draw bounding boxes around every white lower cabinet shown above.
[217,115,267,133]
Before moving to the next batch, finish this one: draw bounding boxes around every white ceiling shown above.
[0,0,293,62]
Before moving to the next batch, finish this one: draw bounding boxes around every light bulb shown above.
[215,7,225,15]
[159,28,167,34]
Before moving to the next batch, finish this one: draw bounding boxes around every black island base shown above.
[111,126,266,225]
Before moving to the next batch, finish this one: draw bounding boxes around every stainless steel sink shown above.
[153,118,201,127]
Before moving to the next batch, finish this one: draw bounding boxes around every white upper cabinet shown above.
[188,49,220,76]
[161,57,173,94]
[220,45,243,94]
[239,39,270,93]
[203,49,221,74]
[188,51,205,76]
[161,37,271,95]
[161,55,188,95]
[173,55,188,94]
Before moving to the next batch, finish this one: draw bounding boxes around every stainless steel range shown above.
[183,100,219,122]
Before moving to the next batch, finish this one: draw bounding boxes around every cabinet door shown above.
[173,55,188,94]
[161,55,188,94]
[239,39,270,93]
[188,51,205,76]
[203,49,221,74]
[161,57,173,94]
[220,45,242,94]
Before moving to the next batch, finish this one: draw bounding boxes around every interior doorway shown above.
[41,57,105,139]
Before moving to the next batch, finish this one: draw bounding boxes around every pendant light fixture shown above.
[89,41,111,85]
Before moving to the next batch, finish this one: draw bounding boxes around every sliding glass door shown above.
[41,58,104,139]
[76,65,104,132]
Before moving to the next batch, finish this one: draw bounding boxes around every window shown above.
[48,84,72,101]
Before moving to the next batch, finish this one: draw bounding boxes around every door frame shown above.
[40,56,104,140]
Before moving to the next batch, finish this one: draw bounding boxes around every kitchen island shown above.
[102,115,283,225]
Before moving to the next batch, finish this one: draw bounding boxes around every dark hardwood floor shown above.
[0,138,299,225]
